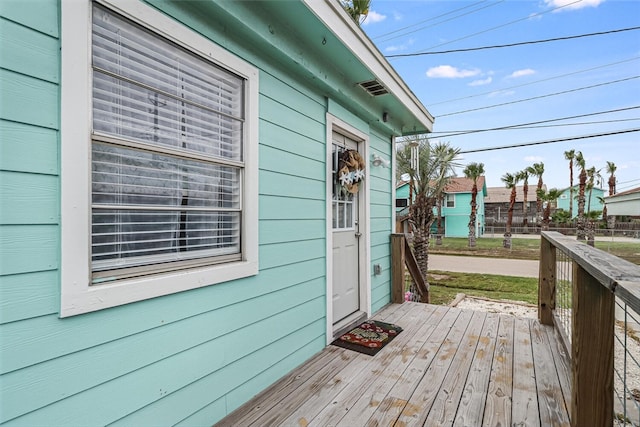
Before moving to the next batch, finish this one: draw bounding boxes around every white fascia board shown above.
[302,0,434,132]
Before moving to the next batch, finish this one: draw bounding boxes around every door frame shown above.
[325,113,371,344]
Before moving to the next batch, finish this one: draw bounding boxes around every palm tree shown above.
[575,151,587,240]
[396,138,460,280]
[564,149,576,220]
[597,196,607,219]
[341,0,370,25]
[432,142,461,247]
[463,162,485,248]
[586,166,600,214]
[537,187,562,231]
[552,209,571,226]
[585,210,602,247]
[517,169,530,233]
[501,172,519,249]
[606,161,617,196]
[527,162,545,227]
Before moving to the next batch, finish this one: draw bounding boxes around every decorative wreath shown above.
[337,149,366,194]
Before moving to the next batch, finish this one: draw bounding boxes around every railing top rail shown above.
[541,231,640,314]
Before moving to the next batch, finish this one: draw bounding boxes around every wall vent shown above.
[358,79,388,96]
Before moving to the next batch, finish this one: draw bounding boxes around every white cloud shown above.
[544,0,604,11]
[469,77,492,86]
[393,11,403,21]
[524,156,544,162]
[362,10,386,25]
[426,65,481,79]
[384,38,415,53]
[508,69,536,78]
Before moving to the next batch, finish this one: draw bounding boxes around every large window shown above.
[61,0,258,316]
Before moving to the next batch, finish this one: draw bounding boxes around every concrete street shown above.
[429,254,539,278]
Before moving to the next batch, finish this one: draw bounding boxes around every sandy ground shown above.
[450,294,640,426]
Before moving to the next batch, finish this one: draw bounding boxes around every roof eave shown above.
[302,0,434,134]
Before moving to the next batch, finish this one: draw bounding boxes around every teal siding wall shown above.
[0,0,61,326]
[369,127,394,313]
[395,186,486,237]
[396,183,410,201]
[443,193,470,238]
[557,186,605,217]
[0,1,397,425]
[443,193,486,238]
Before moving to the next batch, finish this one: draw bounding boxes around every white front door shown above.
[331,134,361,324]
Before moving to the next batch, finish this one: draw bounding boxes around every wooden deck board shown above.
[334,305,445,427]
[309,304,438,427]
[288,303,437,427]
[530,321,571,426]
[452,312,500,426]
[482,315,515,427]
[424,310,487,426]
[368,306,461,427]
[215,303,572,427]
[512,317,541,427]
[545,325,572,416]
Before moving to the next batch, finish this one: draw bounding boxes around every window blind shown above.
[91,5,245,277]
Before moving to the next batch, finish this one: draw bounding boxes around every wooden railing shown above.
[391,234,429,303]
[539,231,640,426]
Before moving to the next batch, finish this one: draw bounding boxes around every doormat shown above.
[331,320,403,356]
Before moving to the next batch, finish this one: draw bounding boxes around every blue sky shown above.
[361,0,640,194]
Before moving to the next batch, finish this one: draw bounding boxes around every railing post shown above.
[571,262,614,426]
[391,234,405,304]
[538,233,556,325]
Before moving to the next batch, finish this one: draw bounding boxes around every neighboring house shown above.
[605,186,640,218]
[395,177,486,238]
[0,1,433,425]
[485,185,541,224]
[556,185,605,217]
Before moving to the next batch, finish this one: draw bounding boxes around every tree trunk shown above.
[568,165,574,220]
[504,188,515,249]
[522,181,529,233]
[577,170,587,241]
[587,220,595,246]
[436,196,443,246]
[542,205,551,231]
[469,187,477,248]
[536,180,543,226]
[409,192,433,286]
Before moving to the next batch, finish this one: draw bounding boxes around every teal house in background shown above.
[396,177,486,237]
[0,0,434,425]
[556,185,606,218]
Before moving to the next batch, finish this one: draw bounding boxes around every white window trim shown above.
[61,0,259,317]
[445,193,456,208]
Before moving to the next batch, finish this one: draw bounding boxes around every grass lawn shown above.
[422,235,638,306]
[426,271,538,306]
[429,236,640,265]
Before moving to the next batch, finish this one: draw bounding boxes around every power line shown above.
[429,106,640,138]
[386,26,640,58]
[434,118,640,139]
[616,180,640,192]
[393,0,584,57]
[375,1,504,43]
[438,76,640,117]
[618,178,640,186]
[429,57,640,106]
[456,128,640,154]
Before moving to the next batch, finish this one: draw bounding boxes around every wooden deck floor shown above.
[216,302,571,427]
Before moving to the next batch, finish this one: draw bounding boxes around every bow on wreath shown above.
[337,149,366,194]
